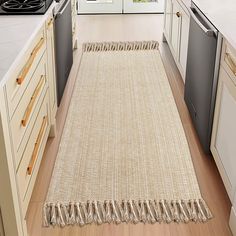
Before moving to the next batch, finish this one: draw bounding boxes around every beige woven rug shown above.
[44,41,212,227]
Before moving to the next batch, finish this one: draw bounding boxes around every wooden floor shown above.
[26,14,232,236]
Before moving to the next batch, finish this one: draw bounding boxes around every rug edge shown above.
[82,41,159,52]
[43,198,213,227]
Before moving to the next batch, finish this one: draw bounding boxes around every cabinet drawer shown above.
[221,40,236,85]
[17,91,50,207]
[10,53,48,168]
[6,25,46,118]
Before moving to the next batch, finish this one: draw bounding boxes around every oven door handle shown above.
[56,0,70,17]
[190,7,216,37]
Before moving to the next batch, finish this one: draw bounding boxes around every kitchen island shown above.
[0,1,78,235]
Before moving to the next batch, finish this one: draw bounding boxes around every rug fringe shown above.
[43,199,213,227]
[82,41,159,52]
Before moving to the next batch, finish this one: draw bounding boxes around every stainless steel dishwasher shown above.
[54,0,73,105]
[184,2,222,154]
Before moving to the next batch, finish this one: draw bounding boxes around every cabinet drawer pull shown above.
[225,52,236,75]
[21,75,45,127]
[16,37,45,85]
[27,116,47,175]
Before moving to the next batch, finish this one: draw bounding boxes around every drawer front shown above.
[6,25,46,118]
[10,53,48,168]
[17,91,50,208]
[222,40,236,85]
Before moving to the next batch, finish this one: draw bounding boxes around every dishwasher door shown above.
[184,3,219,153]
[54,0,73,106]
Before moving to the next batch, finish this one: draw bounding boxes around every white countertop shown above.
[0,2,57,86]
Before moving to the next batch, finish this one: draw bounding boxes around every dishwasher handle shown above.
[190,7,216,37]
[56,0,70,17]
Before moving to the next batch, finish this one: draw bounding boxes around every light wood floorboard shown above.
[26,14,232,236]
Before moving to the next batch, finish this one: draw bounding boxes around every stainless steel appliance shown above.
[0,0,53,14]
[54,0,73,105]
[184,2,222,153]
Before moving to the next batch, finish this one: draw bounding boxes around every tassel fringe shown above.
[43,199,213,227]
[82,41,159,52]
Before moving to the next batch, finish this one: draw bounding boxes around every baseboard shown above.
[229,207,236,236]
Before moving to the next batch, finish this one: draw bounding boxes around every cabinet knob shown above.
[176,12,181,17]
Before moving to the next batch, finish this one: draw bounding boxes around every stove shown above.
[0,0,53,14]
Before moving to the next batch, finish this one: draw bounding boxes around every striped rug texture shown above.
[43,41,212,227]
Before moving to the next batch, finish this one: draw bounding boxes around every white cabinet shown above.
[211,40,236,202]
[0,15,60,236]
[171,0,180,57]
[164,0,172,41]
[178,6,190,81]
[163,0,190,81]
[46,15,57,136]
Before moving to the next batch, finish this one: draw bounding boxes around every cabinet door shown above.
[178,6,190,80]
[164,0,172,42]
[211,67,236,201]
[46,17,57,119]
[171,0,180,57]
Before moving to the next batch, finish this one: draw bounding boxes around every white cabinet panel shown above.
[164,0,172,42]
[211,66,236,201]
[215,82,236,187]
[46,16,57,119]
[163,0,190,81]
[171,0,180,57]
[178,7,190,80]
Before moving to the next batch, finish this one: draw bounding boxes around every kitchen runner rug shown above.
[43,41,212,227]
